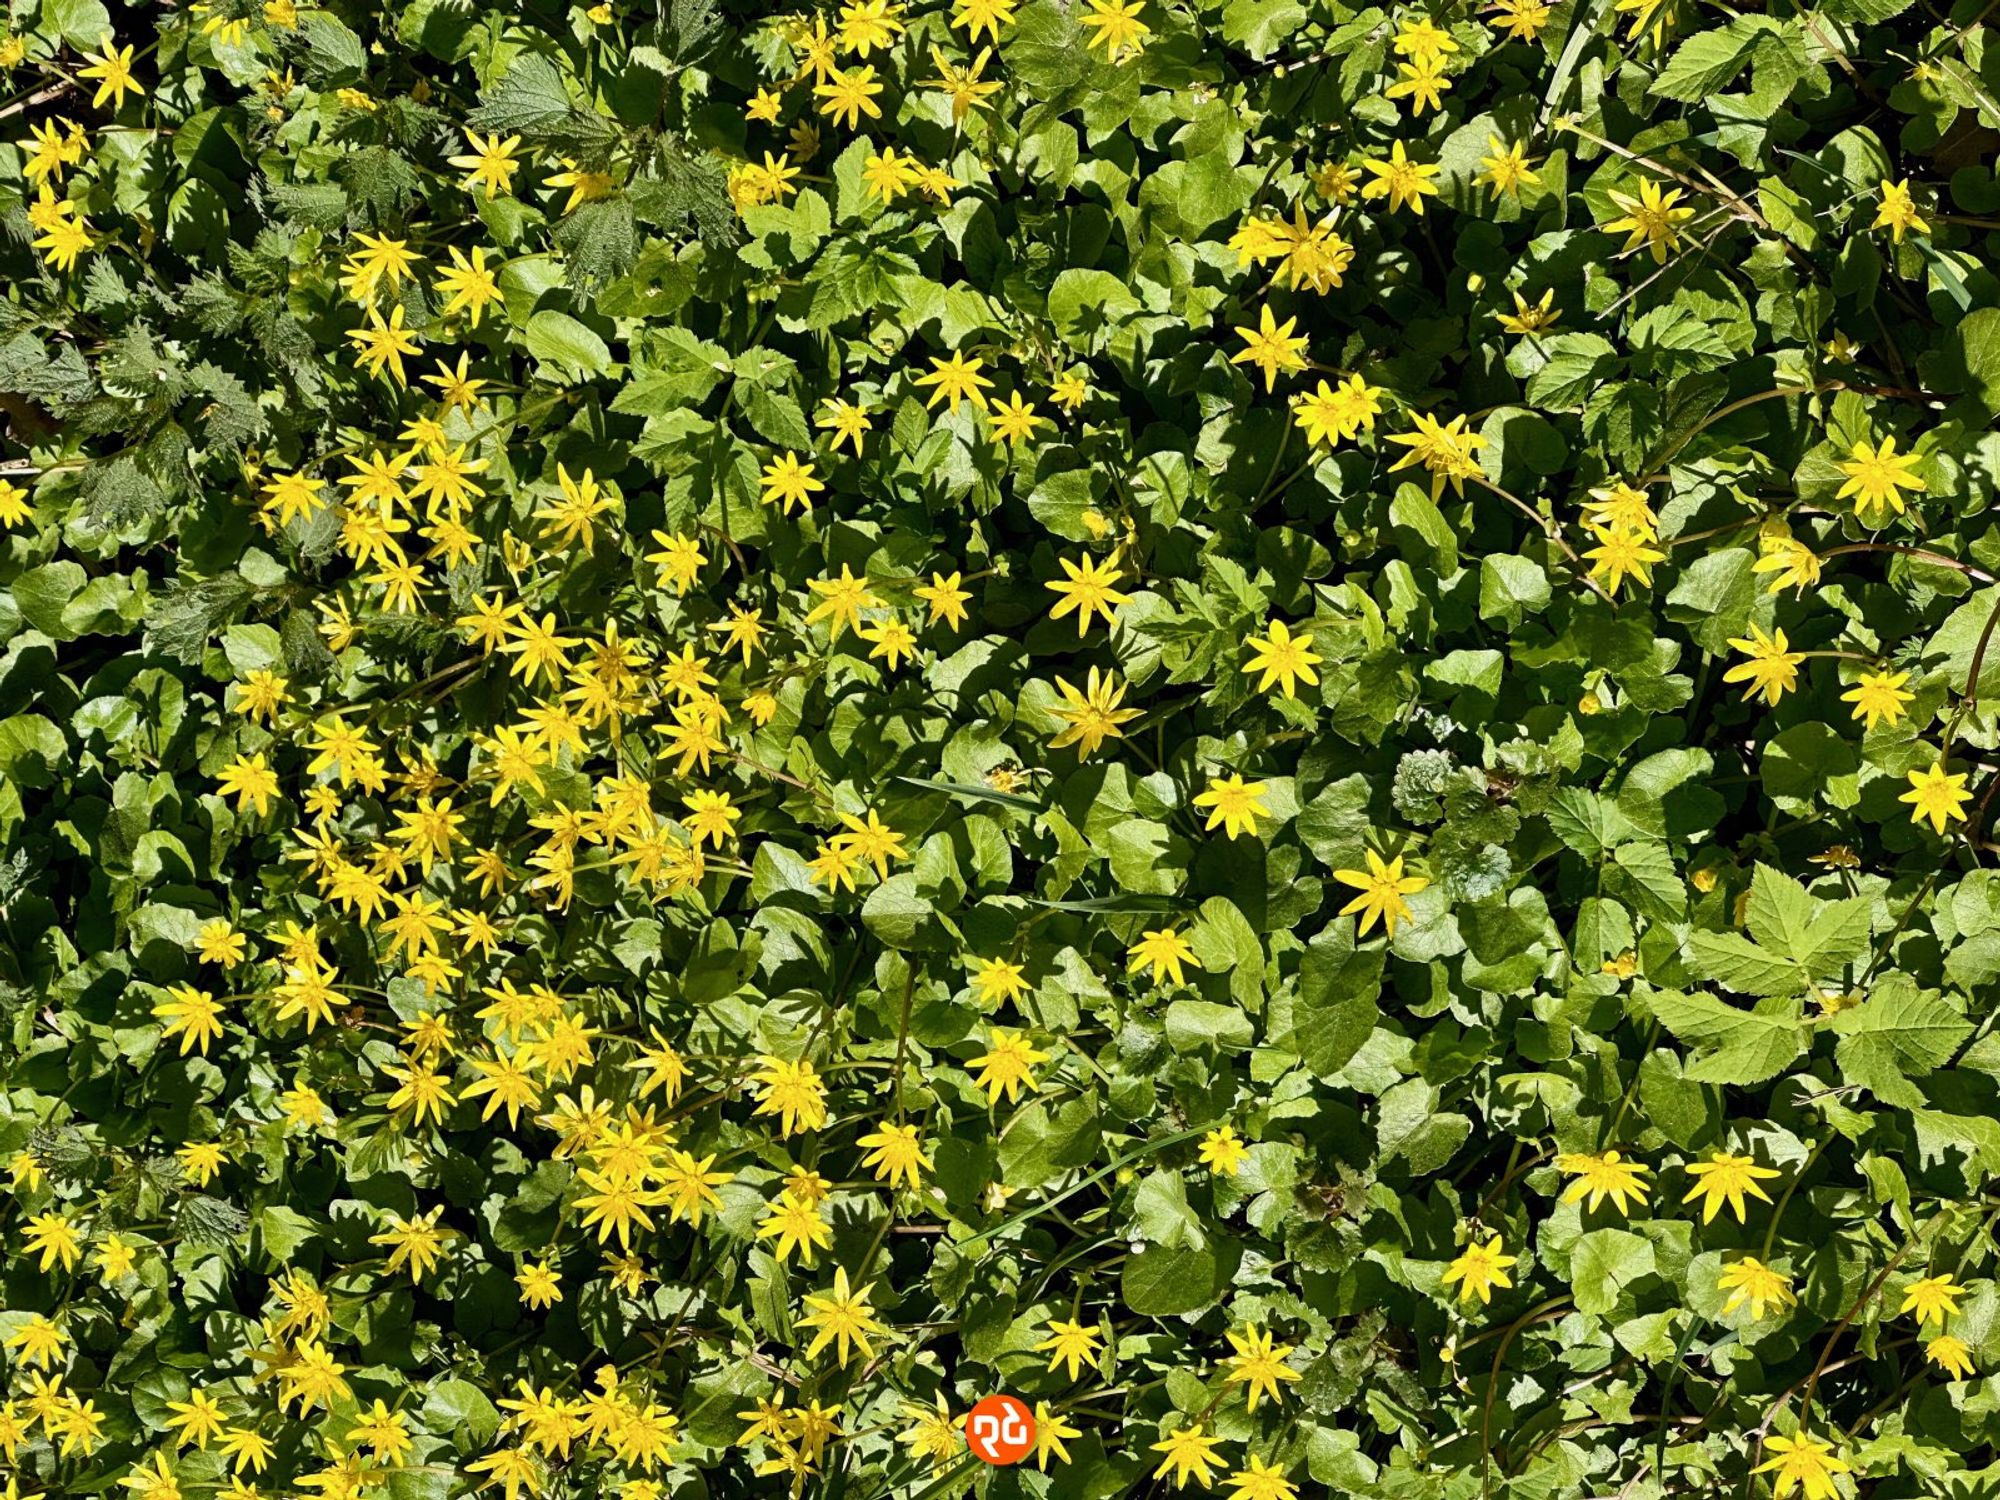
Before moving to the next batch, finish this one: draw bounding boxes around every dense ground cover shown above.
[4,0,2000,1497]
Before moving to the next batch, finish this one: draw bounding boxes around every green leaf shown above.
[860,872,935,948]
[1831,976,1970,1106]
[1293,921,1383,1076]
[1478,554,1552,630]
[1046,269,1141,351]
[1524,333,1619,409]
[1647,990,1808,1083]
[1651,19,1783,101]
[1569,1229,1657,1314]
[896,775,1041,812]
[1663,549,1756,655]
[1120,1239,1241,1316]
[1744,863,1869,976]
[424,1378,501,1447]
[524,311,614,377]
[1920,306,2000,418]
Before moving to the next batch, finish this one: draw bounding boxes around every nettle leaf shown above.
[1647,989,1808,1083]
[1687,863,1868,996]
[1831,975,1970,1106]
[1651,19,1786,101]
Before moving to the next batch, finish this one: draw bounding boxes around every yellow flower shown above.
[1032,1401,1079,1471]
[1195,774,1271,840]
[953,0,1018,41]
[1242,620,1322,699]
[814,64,885,128]
[1220,1326,1303,1411]
[368,1206,452,1280]
[195,917,248,967]
[1440,1235,1517,1304]
[437,245,502,327]
[0,479,31,528]
[1496,289,1560,335]
[575,1167,662,1249]
[1129,927,1200,986]
[1751,1432,1850,1500]
[970,955,1030,1007]
[1836,435,1925,519]
[1385,55,1451,114]
[819,396,873,453]
[1230,304,1310,391]
[1603,178,1695,263]
[1045,551,1133,635]
[1614,0,1675,44]
[1199,1124,1250,1176]
[988,391,1046,445]
[914,350,994,412]
[861,144,919,203]
[1717,1255,1795,1319]
[1393,16,1458,57]
[449,130,521,197]
[749,1055,829,1138]
[1151,1425,1226,1489]
[1051,369,1091,410]
[806,564,882,641]
[544,158,615,213]
[1225,1454,1299,1500]
[759,451,824,515]
[1723,625,1805,707]
[1899,1273,1966,1327]
[515,1260,562,1309]
[1902,759,1972,835]
[1555,1150,1650,1214]
[1927,1334,1975,1379]
[1842,670,1914,731]
[1753,535,1822,597]
[166,1387,230,1449]
[346,304,421,386]
[833,807,907,878]
[1477,136,1539,199]
[217,753,281,816]
[1360,141,1442,215]
[1387,411,1487,499]
[859,615,917,670]
[1332,849,1428,937]
[898,1392,960,1471]
[79,34,145,110]
[1079,0,1150,60]
[1583,525,1666,596]
[1291,374,1383,445]
[1049,666,1143,757]
[1680,1151,1781,1223]
[969,1027,1052,1103]
[756,1190,834,1264]
[177,1141,228,1187]
[1036,1317,1104,1378]
[1873,177,1929,243]
[22,1211,81,1273]
[913,570,971,628]
[856,1122,931,1189]
[798,1266,888,1366]
[923,46,1002,120]
[2,1317,64,1370]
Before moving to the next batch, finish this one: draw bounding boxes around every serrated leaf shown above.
[1648,989,1808,1084]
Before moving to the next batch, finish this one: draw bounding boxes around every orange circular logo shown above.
[963,1394,1036,1465]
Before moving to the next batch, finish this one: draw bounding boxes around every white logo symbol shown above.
[970,1403,1029,1459]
